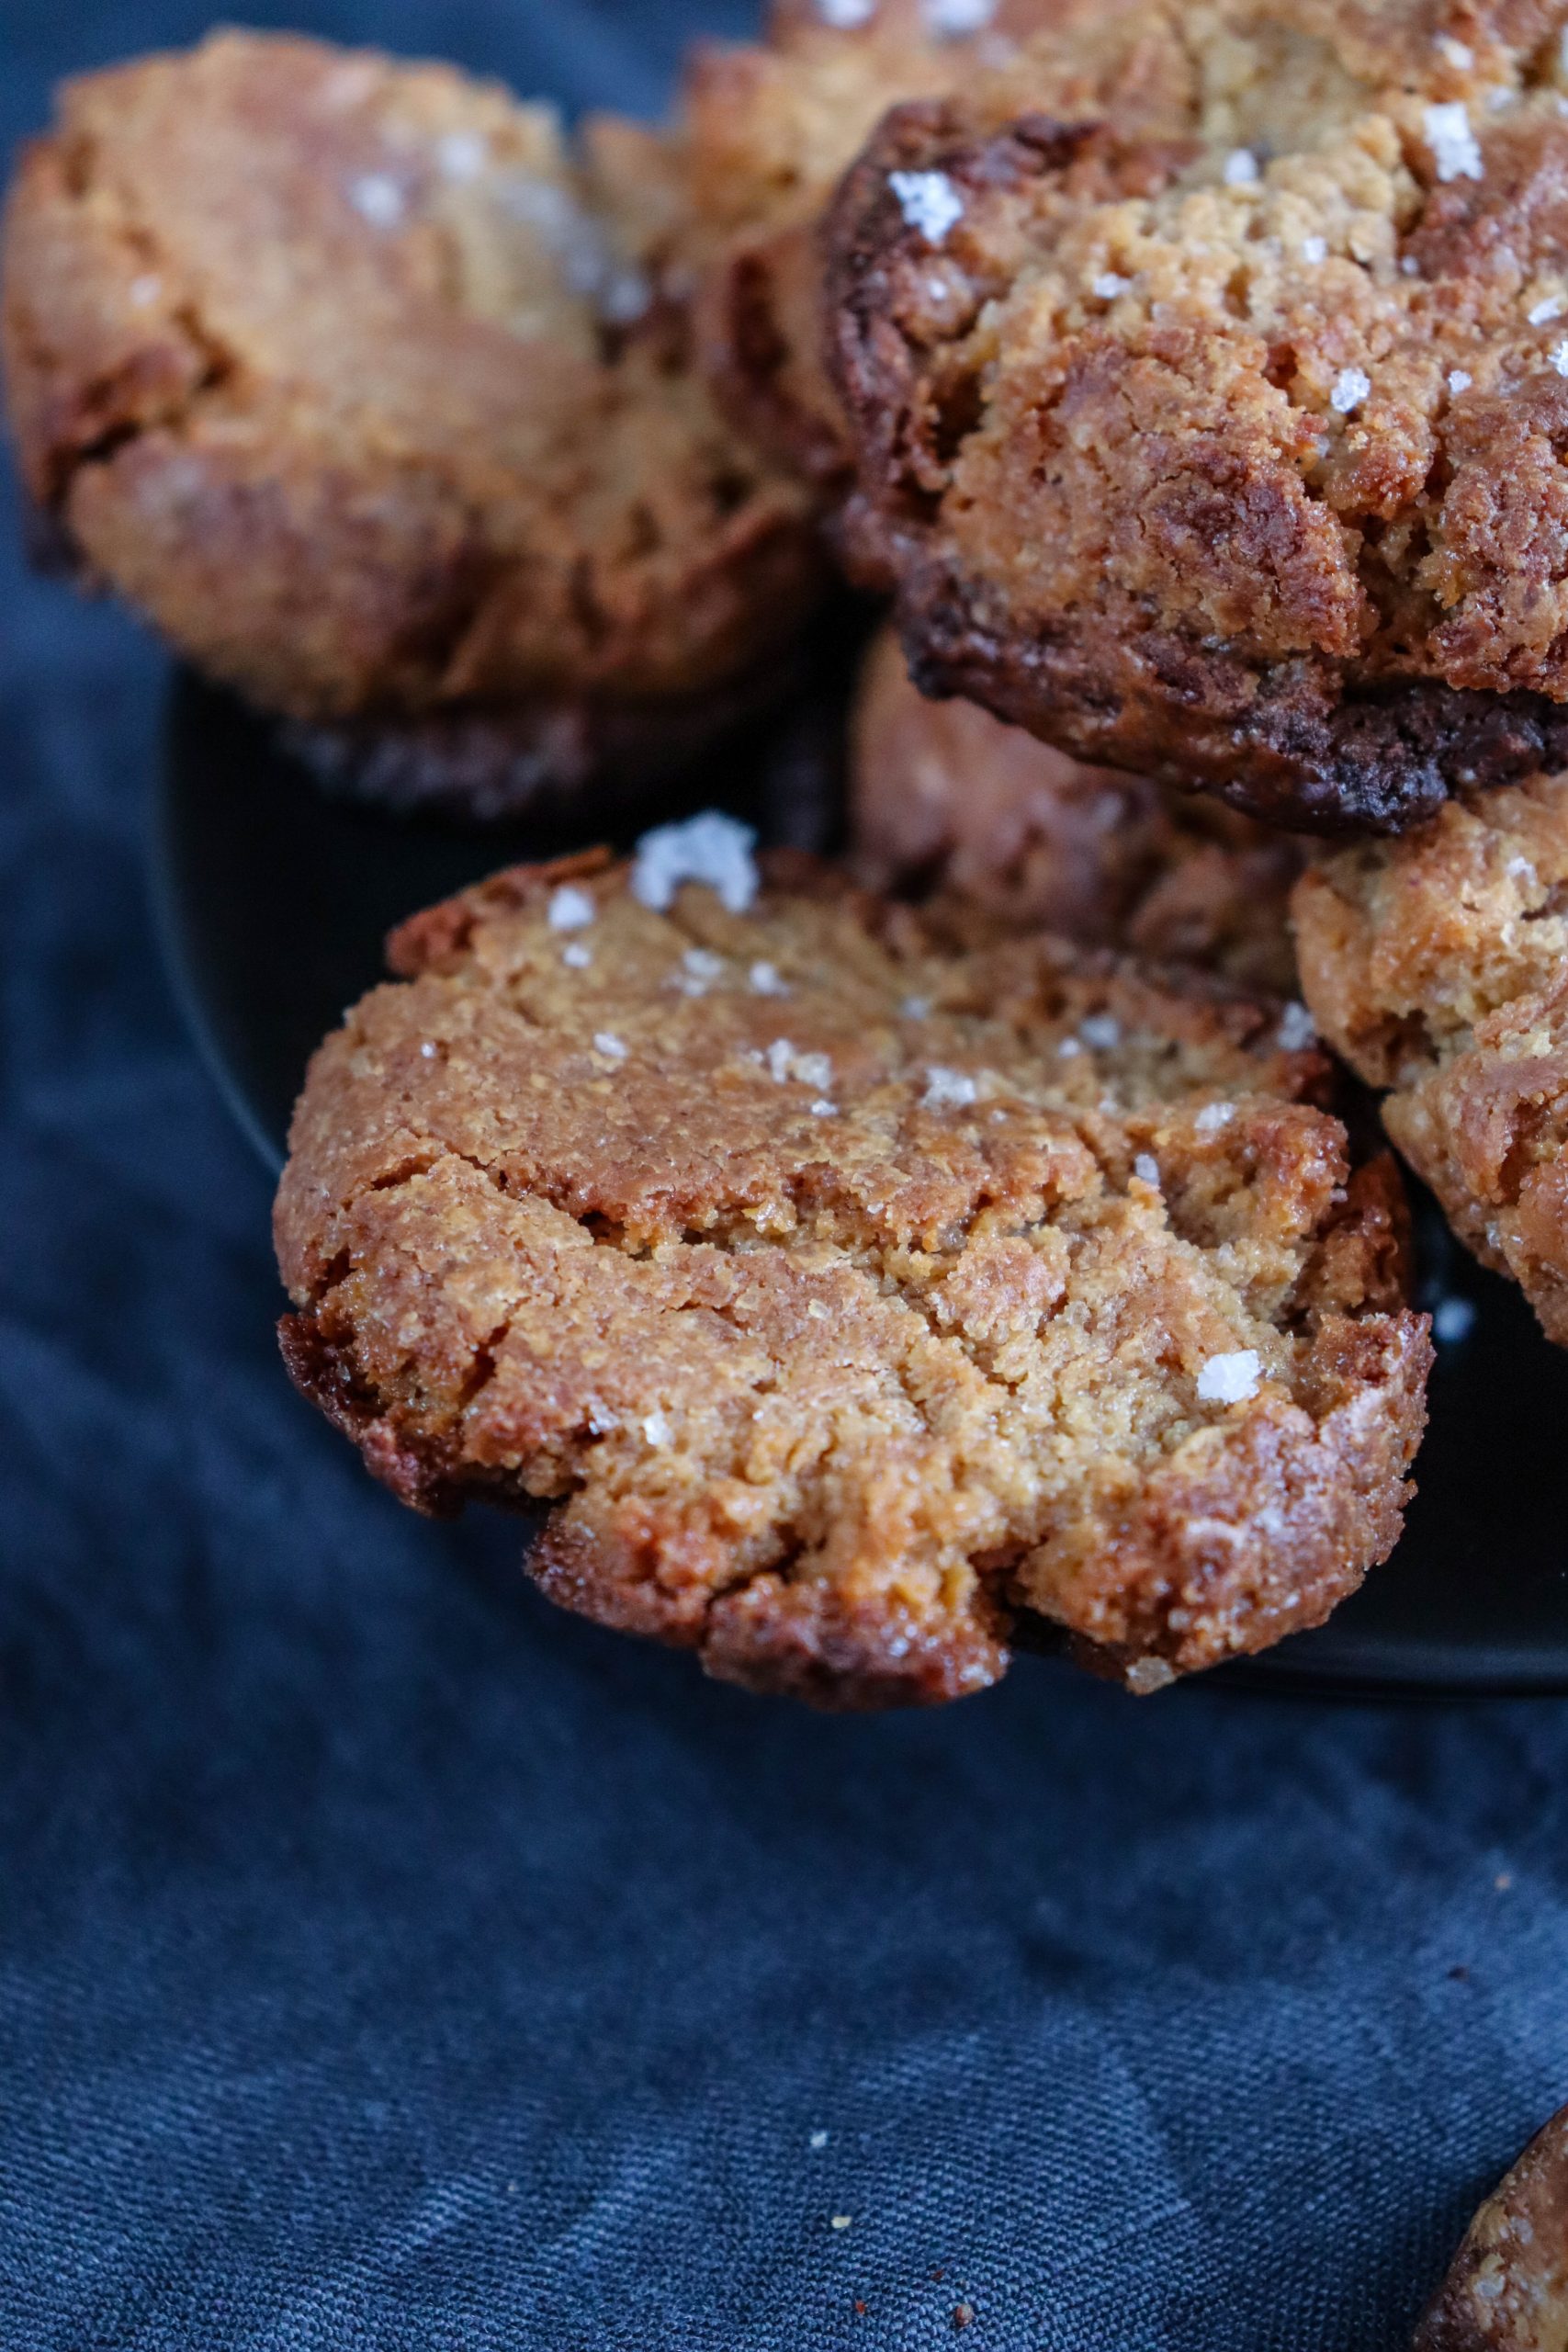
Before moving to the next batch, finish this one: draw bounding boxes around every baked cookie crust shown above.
[276,829,1429,1707]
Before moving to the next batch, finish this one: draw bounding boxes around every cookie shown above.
[1,33,822,815]
[824,1,1568,830]
[1412,2103,1568,2350]
[651,0,1168,490]
[851,622,1304,993]
[275,818,1429,1708]
[1294,767,1568,1342]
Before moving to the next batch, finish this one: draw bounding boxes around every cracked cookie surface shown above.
[824,0,1568,829]
[851,622,1304,993]
[1,32,821,813]
[1294,766,1568,1340]
[275,831,1429,1708]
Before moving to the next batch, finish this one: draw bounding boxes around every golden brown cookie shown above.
[1412,2104,1568,2350]
[275,819,1429,1708]
[824,0,1568,830]
[643,0,1178,489]
[851,623,1304,993]
[1,33,822,816]
[1294,767,1568,1341]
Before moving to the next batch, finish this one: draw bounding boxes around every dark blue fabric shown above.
[3,7,1568,2346]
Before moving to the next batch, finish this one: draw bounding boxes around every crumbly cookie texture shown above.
[1,33,820,806]
[851,623,1304,994]
[276,834,1429,1709]
[825,0,1568,830]
[1294,768,1568,1341]
[1412,2103,1568,2351]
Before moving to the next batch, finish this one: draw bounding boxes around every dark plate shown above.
[154,669,1568,1697]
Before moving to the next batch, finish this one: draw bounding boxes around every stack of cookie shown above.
[13,0,1568,1707]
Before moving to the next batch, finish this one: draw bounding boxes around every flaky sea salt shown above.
[1551,339,1568,377]
[810,1099,839,1117]
[561,942,592,969]
[1092,272,1131,299]
[809,2130,829,2150]
[349,173,404,227]
[922,0,995,28]
[1506,855,1539,885]
[765,1040,833,1091]
[1301,236,1327,264]
[128,273,163,308]
[900,995,931,1020]
[1224,149,1258,186]
[548,884,595,930]
[1078,1013,1122,1050]
[1197,1349,1261,1404]
[1530,294,1565,324]
[592,1032,628,1061]
[1133,1153,1160,1187]
[817,0,875,21]
[682,947,725,980]
[437,130,488,182]
[888,169,965,245]
[750,961,788,997]
[1277,1001,1316,1050]
[1058,1037,1083,1057]
[1449,368,1472,394]
[1424,101,1483,182]
[1435,33,1473,67]
[641,1411,672,1447]
[923,1066,978,1108]
[1330,367,1371,414]
[1195,1101,1235,1134]
[632,810,759,914]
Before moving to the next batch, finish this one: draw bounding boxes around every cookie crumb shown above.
[548,884,596,931]
[1424,101,1483,182]
[830,2214,853,2230]
[953,2303,976,2329]
[1432,1296,1476,1344]
[888,169,964,245]
[632,811,759,915]
[809,2130,829,2148]
[1198,1350,1261,1403]
[1495,1871,1513,1891]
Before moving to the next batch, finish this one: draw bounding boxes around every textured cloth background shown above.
[4,6,1568,2346]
